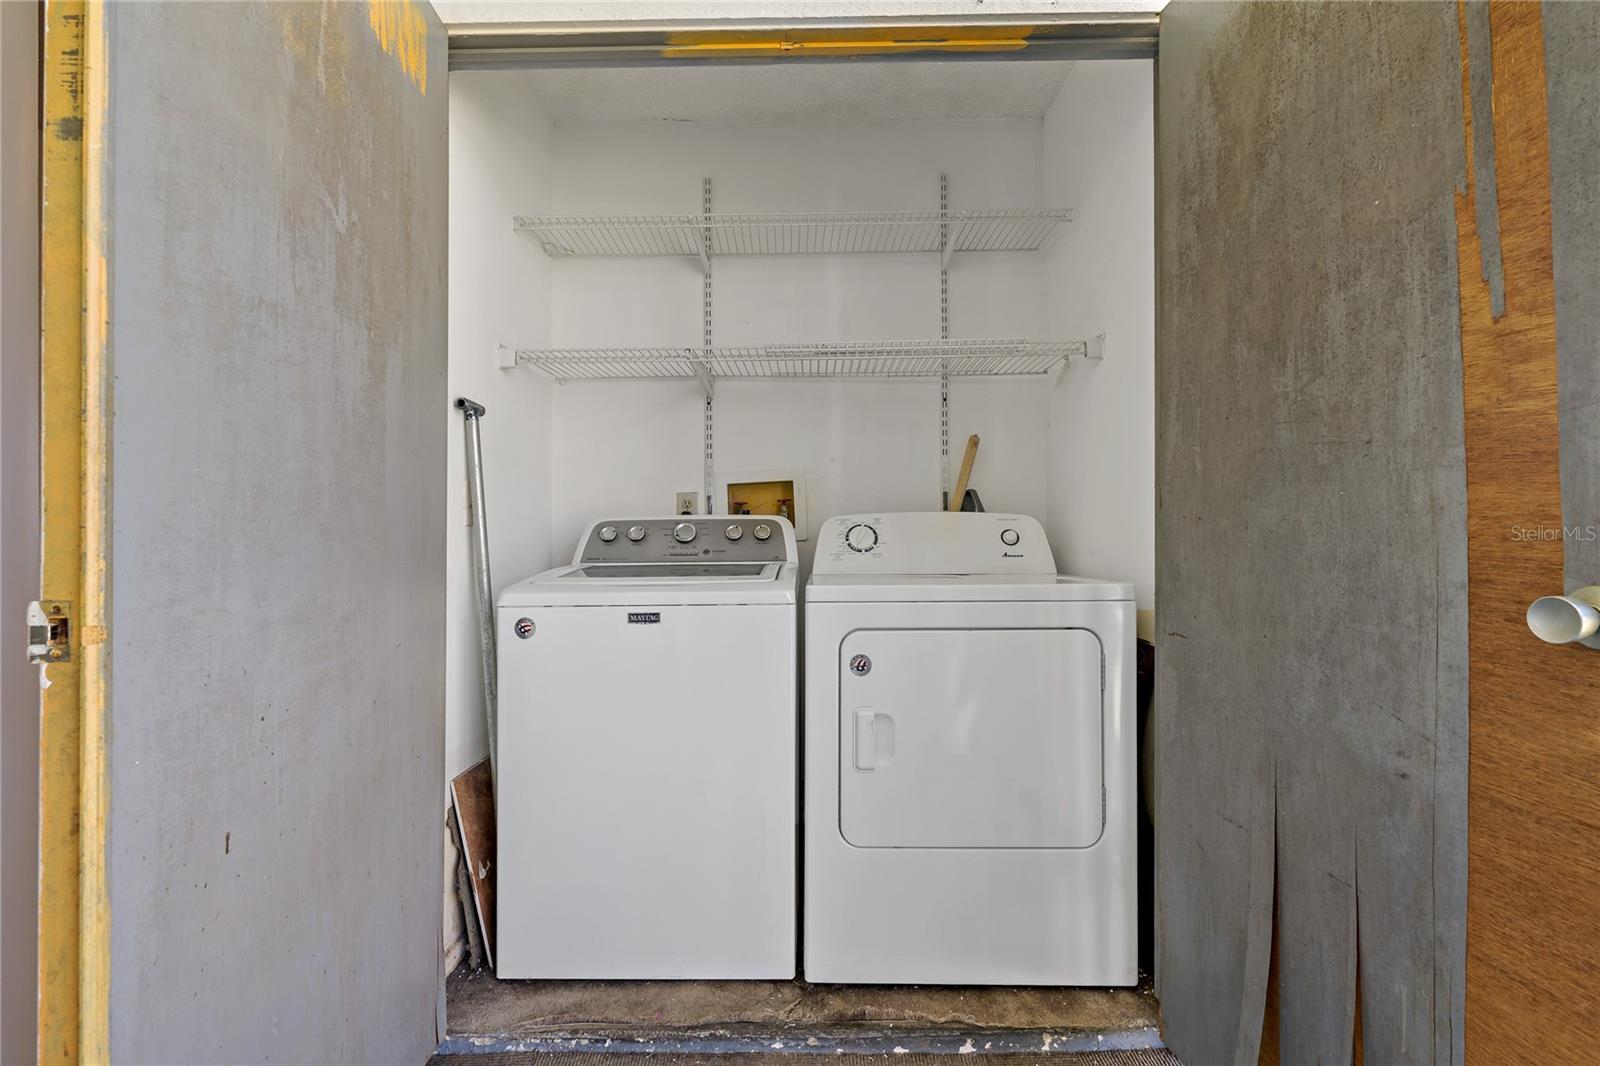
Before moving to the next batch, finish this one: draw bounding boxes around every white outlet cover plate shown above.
[716,467,808,541]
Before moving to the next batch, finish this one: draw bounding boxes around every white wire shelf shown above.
[504,338,1102,389]
[514,209,1072,262]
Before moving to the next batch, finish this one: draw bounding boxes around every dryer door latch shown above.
[27,600,71,664]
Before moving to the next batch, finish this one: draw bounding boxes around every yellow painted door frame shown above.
[39,1,109,1061]
[444,12,1159,69]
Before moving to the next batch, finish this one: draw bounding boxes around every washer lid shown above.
[572,563,772,579]
[806,573,1132,603]
[499,562,798,607]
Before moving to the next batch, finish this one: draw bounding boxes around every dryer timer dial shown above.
[844,523,879,553]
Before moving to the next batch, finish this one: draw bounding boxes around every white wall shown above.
[543,119,1051,571]
[444,67,1157,784]
[446,73,557,782]
[1042,60,1155,621]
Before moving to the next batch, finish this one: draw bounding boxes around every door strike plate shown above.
[27,601,71,664]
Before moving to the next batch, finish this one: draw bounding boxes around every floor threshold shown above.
[436,1024,1166,1057]
[441,968,1166,1059]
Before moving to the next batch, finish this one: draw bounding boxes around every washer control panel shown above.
[577,516,794,565]
[813,512,1055,575]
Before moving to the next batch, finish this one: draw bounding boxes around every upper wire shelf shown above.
[504,338,1100,391]
[513,209,1073,263]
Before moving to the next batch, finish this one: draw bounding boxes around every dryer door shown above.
[838,628,1104,849]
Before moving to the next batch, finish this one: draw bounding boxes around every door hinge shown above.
[27,601,71,664]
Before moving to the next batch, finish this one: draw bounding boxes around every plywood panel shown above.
[451,759,497,966]
[1456,4,1600,1061]
[101,3,448,1062]
[1156,3,1469,1062]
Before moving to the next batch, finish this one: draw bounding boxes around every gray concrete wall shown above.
[1154,3,1469,1063]
[104,3,447,1062]
[0,2,40,1060]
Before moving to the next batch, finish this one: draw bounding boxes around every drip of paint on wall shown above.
[367,0,427,95]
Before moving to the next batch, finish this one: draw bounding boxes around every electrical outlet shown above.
[675,492,700,516]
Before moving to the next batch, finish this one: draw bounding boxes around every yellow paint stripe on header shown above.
[663,24,1035,60]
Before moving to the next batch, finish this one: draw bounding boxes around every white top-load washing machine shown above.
[804,512,1136,985]
[496,515,798,979]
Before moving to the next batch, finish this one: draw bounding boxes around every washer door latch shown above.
[27,600,71,664]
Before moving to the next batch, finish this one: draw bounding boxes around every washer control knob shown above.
[627,526,646,542]
[752,523,773,541]
[724,524,744,541]
[673,522,698,544]
[1000,528,1021,547]
[598,525,618,543]
[845,523,879,553]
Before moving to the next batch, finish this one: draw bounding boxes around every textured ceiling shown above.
[501,60,1080,123]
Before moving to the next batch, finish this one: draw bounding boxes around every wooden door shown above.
[37,2,449,1061]
[1156,1,1598,1063]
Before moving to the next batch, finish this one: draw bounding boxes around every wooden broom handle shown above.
[948,434,980,511]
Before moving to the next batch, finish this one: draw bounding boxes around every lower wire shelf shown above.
[502,338,1101,387]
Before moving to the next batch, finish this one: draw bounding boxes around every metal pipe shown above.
[455,397,497,779]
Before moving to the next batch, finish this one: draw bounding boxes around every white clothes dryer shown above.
[803,512,1136,985]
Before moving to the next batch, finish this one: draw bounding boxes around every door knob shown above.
[1527,585,1600,649]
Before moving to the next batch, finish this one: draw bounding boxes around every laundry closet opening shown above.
[442,53,1157,1053]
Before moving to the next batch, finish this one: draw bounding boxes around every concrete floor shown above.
[430,1053,1182,1066]
[443,968,1164,1057]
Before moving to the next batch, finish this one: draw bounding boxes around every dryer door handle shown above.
[853,709,895,771]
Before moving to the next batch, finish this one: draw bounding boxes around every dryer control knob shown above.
[627,526,646,542]
[598,526,618,542]
[752,523,773,541]
[1000,528,1020,547]
[674,522,698,543]
[724,524,744,541]
[845,523,879,553]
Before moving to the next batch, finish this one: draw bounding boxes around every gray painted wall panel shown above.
[0,3,40,1060]
[1155,3,1469,1063]
[105,3,447,1062]
[1545,2,1600,592]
